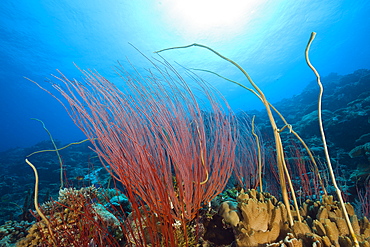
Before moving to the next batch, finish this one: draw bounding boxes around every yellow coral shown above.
[219,189,370,247]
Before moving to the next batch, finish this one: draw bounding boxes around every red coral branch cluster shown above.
[38,60,237,244]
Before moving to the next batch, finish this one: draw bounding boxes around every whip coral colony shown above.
[19,33,370,246]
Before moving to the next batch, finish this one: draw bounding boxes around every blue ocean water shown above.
[0,0,369,152]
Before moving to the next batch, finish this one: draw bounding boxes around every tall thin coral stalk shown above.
[305,32,359,247]
[25,158,57,246]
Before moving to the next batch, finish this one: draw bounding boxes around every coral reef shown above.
[220,189,290,246]
[249,69,370,200]
[0,220,33,247]
[217,189,370,247]
[1,58,369,246]
[0,140,109,225]
[349,142,370,180]
[15,186,124,247]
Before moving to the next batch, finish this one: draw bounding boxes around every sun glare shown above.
[161,0,265,39]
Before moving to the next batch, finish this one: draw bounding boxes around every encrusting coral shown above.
[219,189,370,247]
[349,142,370,179]
[220,189,290,247]
[0,220,33,246]
[15,186,124,247]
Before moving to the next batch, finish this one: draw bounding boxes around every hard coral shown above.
[236,190,290,247]
[16,186,124,247]
[296,195,370,247]
[219,190,370,247]
[0,220,33,246]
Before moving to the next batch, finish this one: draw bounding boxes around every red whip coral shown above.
[31,58,237,245]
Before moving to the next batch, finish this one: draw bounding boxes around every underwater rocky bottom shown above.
[1,42,370,246]
[1,67,370,246]
[0,185,370,246]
